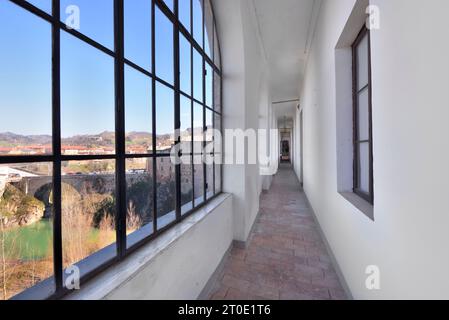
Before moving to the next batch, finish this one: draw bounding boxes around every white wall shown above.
[213,0,271,242]
[294,0,449,299]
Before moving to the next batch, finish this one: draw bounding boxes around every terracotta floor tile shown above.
[207,163,347,300]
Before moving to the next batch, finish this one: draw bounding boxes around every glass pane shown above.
[193,48,203,102]
[126,158,154,248]
[156,157,176,229]
[60,0,114,49]
[155,7,174,84]
[180,33,192,95]
[0,162,54,300]
[213,71,221,112]
[156,83,175,152]
[205,63,213,107]
[205,109,213,199]
[162,0,174,12]
[0,2,52,156]
[193,103,204,154]
[26,0,52,14]
[61,31,115,156]
[357,88,370,141]
[214,23,221,68]
[179,0,191,32]
[180,96,192,154]
[125,66,153,154]
[192,0,203,47]
[358,143,370,194]
[124,0,151,71]
[205,109,213,144]
[206,163,213,199]
[356,33,369,90]
[215,162,221,194]
[214,113,222,153]
[61,160,116,274]
[180,155,193,215]
[204,0,213,58]
[193,155,204,206]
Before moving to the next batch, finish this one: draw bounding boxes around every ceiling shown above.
[252,0,318,121]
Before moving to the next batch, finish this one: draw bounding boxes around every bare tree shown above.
[126,200,142,233]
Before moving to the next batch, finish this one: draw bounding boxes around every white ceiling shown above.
[252,0,317,121]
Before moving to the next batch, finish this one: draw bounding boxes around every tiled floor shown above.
[207,163,347,300]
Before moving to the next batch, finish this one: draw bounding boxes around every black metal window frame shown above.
[352,25,373,204]
[3,0,223,300]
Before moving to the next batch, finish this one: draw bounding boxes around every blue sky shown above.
[0,0,211,138]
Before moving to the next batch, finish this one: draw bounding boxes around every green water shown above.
[3,220,53,260]
[2,221,107,261]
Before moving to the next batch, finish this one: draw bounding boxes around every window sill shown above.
[339,192,374,221]
[64,193,232,300]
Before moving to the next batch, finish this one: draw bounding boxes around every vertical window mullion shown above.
[114,0,126,258]
[202,0,206,202]
[151,0,158,232]
[52,0,63,294]
[174,0,181,220]
[368,31,374,203]
[190,0,195,207]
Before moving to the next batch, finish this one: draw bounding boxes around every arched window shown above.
[0,0,222,300]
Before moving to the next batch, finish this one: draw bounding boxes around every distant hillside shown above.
[62,131,116,147]
[0,129,198,148]
[0,132,52,147]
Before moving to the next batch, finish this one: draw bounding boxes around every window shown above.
[352,26,373,204]
[0,0,222,300]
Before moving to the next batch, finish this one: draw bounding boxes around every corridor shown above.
[208,164,347,300]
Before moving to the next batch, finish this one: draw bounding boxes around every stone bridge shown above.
[11,173,149,197]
